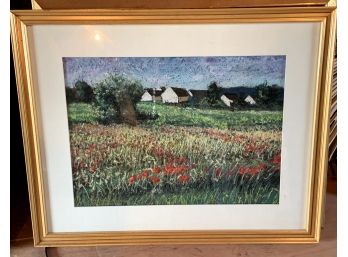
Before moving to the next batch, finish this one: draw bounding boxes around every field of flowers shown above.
[68,102,282,206]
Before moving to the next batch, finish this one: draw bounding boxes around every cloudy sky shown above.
[63,56,286,90]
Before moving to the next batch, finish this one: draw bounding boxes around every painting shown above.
[63,56,286,206]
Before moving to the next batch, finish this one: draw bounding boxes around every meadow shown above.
[68,102,282,206]
[138,102,283,131]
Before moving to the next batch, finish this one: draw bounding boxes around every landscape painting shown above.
[63,56,286,206]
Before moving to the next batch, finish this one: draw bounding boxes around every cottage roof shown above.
[170,87,190,97]
[190,89,207,97]
[222,93,240,101]
[144,88,163,97]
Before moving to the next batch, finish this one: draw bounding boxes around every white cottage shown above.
[141,91,152,102]
[244,95,256,105]
[161,87,190,103]
[220,94,239,107]
[141,88,163,102]
[221,95,233,107]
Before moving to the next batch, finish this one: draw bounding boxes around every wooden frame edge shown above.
[31,0,331,10]
[10,13,46,245]
[311,7,337,242]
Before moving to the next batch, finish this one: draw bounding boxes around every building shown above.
[141,88,163,102]
[161,87,191,103]
[141,91,152,102]
[244,95,256,105]
[220,93,239,107]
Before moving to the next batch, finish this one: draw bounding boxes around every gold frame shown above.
[10,7,336,246]
[30,0,331,10]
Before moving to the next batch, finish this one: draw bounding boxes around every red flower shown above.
[238,166,261,176]
[164,165,174,174]
[215,168,222,177]
[150,176,160,184]
[176,165,190,173]
[87,143,96,151]
[178,174,190,183]
[164,165,191,175]
[258,163,267,170]
[137,170,149,180]
[152,166,161,174]
[272,154,281,166]
[174,157,189,165]
[250,167,260,175]
[129,175,136,185]
[238,167,247,175]
[244,143,257,152]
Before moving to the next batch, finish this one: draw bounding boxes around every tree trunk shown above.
[119,94,138,126]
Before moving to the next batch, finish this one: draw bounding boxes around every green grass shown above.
[138,102,283,130]
[67,102,283,131]
[75,183,280,206]
[67,103,99,124]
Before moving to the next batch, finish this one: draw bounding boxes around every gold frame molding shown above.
[10,7,336,246]
[31,0,331,10]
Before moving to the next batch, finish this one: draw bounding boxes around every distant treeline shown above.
[65,80,95,104]
[196,81,284,110]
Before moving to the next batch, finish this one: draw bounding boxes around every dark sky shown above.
[63,56,286,90]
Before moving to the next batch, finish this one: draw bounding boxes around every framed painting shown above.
[10,6,336,246]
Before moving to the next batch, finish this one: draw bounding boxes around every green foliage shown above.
[94,74,144,124]
[68,102,283,131]
[65,87,76,104]
[74,80,94,103]
[75,180,280,206]
[67,103,99,124]
[138,102,283,131]
[206,81,222,106]
[255,81,284,108]
[198,97,226,109]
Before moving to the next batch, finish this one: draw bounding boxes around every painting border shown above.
[10,6,336,246]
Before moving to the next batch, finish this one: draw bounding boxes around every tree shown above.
[255,81,283,108]
[269,84,284,106]
[255,82,269,105]
[206,81,222,106]
[65,87,76,104]
[74,80,94,103]
[94,74,143,125]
